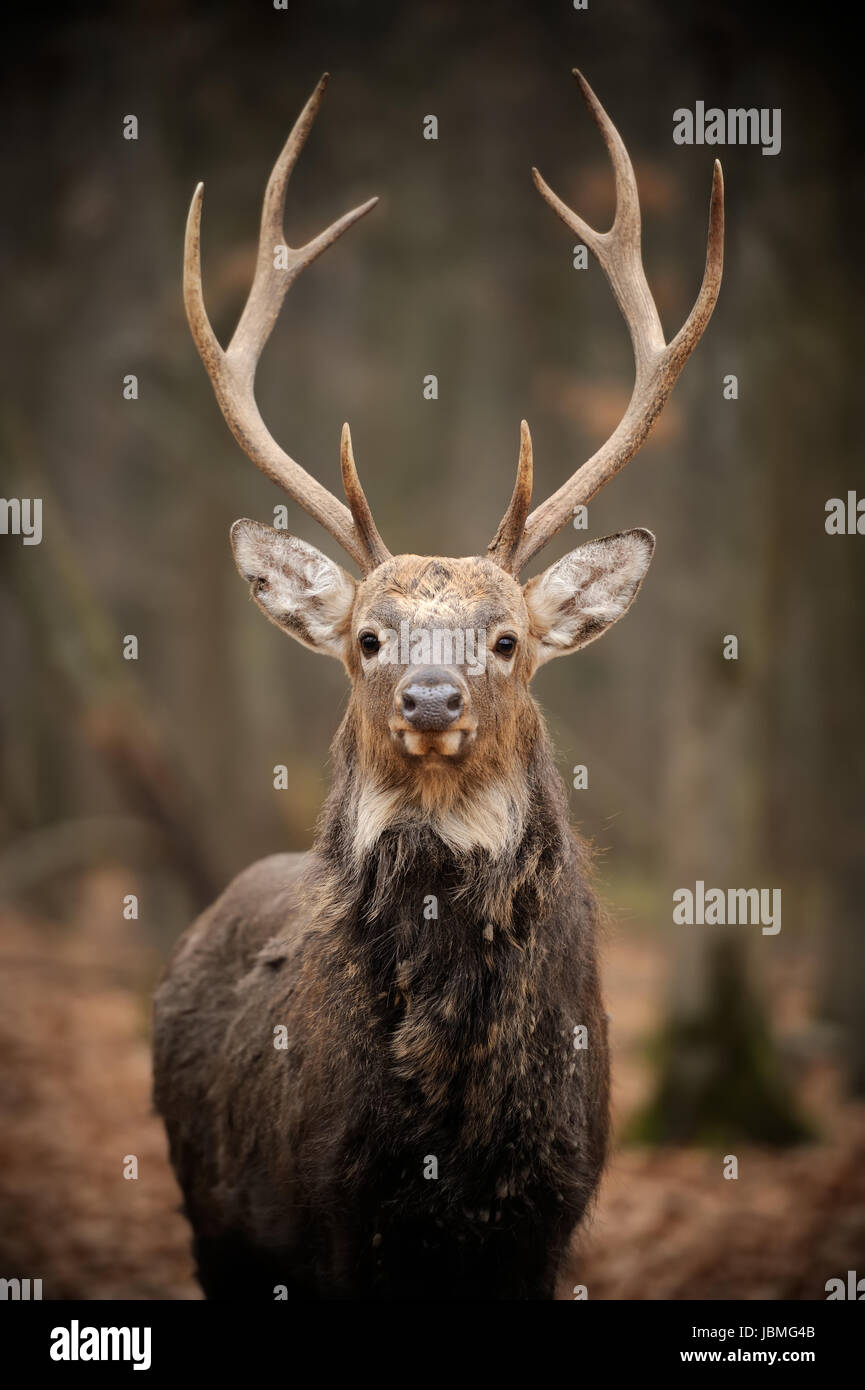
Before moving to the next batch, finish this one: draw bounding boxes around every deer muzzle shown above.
[390,667,476,758]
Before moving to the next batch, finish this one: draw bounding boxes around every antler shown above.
[184,73,391,574]
[486,421,534,573]
[489,70,724,576]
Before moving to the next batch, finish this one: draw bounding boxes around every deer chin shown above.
[389,724,477,761]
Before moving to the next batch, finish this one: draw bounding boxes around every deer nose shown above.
[399,670,464,731]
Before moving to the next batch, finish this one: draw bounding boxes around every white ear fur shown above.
[230,519,356,659]
[524,529,655,666]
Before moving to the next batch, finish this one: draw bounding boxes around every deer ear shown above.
[230,519,356,659]
[524,529,655,666]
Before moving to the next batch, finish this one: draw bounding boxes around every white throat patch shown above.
[352,776,529,859]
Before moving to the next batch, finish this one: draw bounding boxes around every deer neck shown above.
[301,715,581,1130]
[312,707,574,938]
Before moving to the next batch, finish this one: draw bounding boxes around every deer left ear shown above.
[524,529,655,666]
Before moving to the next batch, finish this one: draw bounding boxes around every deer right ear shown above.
[230,519,356,659]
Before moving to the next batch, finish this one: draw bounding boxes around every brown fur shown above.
[153,539,653,1299]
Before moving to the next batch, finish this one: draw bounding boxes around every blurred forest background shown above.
[1,0,864,1298]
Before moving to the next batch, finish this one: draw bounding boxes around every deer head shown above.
[184,73,723,844]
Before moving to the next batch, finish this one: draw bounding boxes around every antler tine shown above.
[487,421,533,572]
[183,73,390,575]
[533,72,649,307]
[340,423,391,570]
[495,70,724,577]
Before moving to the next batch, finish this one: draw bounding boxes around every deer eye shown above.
[359,631,381,656]
[493,634,517,658]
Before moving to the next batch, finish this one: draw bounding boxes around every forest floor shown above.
[0,871,863,1300]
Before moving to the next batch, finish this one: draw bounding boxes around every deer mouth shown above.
[389,725,477,760]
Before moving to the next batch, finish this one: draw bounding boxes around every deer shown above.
[153,70,723,1301]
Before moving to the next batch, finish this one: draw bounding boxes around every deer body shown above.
[154,74,722,1300]
[155,683,608,1299]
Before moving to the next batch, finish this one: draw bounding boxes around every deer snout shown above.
[397,669,465,732]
